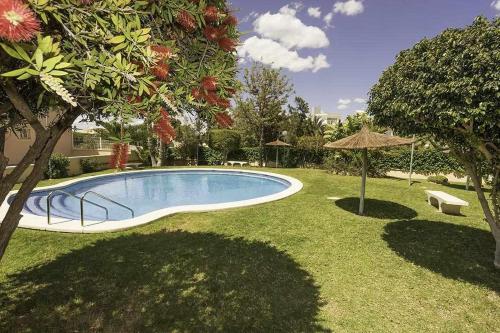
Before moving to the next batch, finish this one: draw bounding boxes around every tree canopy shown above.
[0,0,240,262]
[367,16,500,268]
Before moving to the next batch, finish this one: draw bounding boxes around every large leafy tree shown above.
[233,63,293,165]
[0,0,239,261]
[367,17,500,268]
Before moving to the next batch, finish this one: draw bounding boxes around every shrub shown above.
[208,129,241,161]
[428,175,449,185]
[323,150,390,177]
[200,147,224,165]
[80,159,99,174]
[45,154,70,179]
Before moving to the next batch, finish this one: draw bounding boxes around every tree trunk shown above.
[0,127,7,179]
[496,239,500,269]
[359,148,368,215]
[0,124,70,262]
[259,126,264,167]
[462,158,500,269]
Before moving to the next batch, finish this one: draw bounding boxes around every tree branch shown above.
[2,79,46,135]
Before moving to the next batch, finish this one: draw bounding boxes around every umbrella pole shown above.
[408,135,415,186]
[359,148,368,215]
[276,148,278,168]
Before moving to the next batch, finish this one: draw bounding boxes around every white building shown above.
[311,106,342,126]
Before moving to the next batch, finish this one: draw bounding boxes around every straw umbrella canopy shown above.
[324,126,415,215]
[266,139,292,168]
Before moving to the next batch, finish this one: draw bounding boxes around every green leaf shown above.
[108,35,126,44]
[34,49,43,69]
[38,36,52,53]
[0,43,23,60]
[112,43,127,52]
[13,44,31,63]
[48,70,68,76]
[1,67,28,77]
[54,62,73,69]
[42,55,64,72]
[17,73,32,80]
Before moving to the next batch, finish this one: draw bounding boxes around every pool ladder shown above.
[46,190,134,227]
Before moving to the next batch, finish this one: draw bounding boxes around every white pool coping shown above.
[0,168,303,233]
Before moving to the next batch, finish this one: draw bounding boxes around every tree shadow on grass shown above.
[383,220,500,293]
[0,231,330,333]
[335,197,418,219]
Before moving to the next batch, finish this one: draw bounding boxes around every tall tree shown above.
[367,17,500,268]
[233,63,293,165]
[283,96,311,144]
[0,0,239,262]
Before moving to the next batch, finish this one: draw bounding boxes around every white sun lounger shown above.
[226,161,248,167]
[425,190,469,215]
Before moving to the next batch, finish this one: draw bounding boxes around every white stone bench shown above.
[425,190,469,215]
[125,162,143,169]
[226,161,248,167]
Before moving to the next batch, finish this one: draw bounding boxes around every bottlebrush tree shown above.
[0,0,240,261]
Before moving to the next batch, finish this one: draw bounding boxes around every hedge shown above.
[378,148,464,176]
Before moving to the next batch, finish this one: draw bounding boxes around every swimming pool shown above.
[2,169,302,233]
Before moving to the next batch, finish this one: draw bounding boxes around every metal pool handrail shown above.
[80,191,135,224]
[47,189,109,226]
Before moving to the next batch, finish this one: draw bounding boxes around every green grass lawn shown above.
[1,168,499,332]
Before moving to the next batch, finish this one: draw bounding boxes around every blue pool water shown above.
[14,170,291,221]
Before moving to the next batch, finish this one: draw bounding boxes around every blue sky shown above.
[231,0,499,117]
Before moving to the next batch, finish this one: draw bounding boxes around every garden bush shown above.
[200,147,225,165]
[323,150,390,177]
[80,159,100,174]
[428,175,449,185]
[44,154,70,179]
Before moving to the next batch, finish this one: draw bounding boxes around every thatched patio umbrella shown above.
[266,139,292,168]
[324,126,415,215]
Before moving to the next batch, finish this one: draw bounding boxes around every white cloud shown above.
[323,12,333,28]
[338,98,352,105]
[279,4,297,16]
[354,98,366,103]
[492,0,500,10]
[253,11,330,49]
[354,109,366,114]
[333,0,364,16]
[308,7,322,18]
[238,36,330,73]
[337,104,348,110]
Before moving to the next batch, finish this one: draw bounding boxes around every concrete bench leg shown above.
[440,203,462,215]
[428,196,440,209]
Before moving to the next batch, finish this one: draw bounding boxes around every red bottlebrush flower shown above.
[176,10,196,32]
[204,91,219,106]
[201,76,217,91]
[218,37,237,52]
[150,45,172,60]
[204,6,219,23]
[0,0,41,42]
[191,87,203,100]
[226,87,237,96]
[216,97,230,109]
[151,62,169,80]
[203,26,219,41]
[109,143,129,170]
[223,14,238,26]
[215,112,234,128]
[154,108,176,144]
